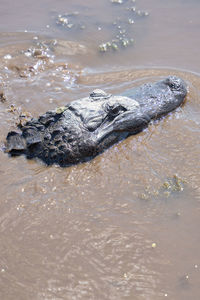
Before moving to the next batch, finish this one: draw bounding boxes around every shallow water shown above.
[0,0,200,299]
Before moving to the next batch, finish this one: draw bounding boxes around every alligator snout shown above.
[164,76,187,93]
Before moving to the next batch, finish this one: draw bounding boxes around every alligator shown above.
[5,76,187,166]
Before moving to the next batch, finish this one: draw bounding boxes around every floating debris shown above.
[111,0,124,4]
[57,15,70,26]
[98,0,148,53]
[54,0,149,55]
[56,12,86,30]
[139,175,186,201]
[7,104,17,113]
[17,111,32,127]
[139,192,150,200]
[127,6,136,12]
[24,47,50,60]
[99,37,134,53]
[121,38,133,47]
[111,42,119,51]
[162,174,186,193]
[7,104,32,127]
[9,64,36,78]
[137,10,149,17]
[0,91,6,103]
[3,54,12,60]
[99,42,110,52]
[128,18,135,24]
[126,6,149,17]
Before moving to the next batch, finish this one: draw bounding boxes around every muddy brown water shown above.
[0,0,200,299]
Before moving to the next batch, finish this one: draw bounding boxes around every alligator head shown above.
[5,76,187,166]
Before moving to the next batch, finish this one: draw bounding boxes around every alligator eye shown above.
[108,104,126,117]
[111,106,120,115]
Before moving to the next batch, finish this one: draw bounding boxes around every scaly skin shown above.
[5,76,187,166]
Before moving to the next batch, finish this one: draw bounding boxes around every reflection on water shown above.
[0,0,200,299]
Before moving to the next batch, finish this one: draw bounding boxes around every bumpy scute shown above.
[5,76,187,166]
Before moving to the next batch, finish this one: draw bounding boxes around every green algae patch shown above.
[139,175,187,201]
[55,106,68,114]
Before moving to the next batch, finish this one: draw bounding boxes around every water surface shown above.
[0,0,200,299]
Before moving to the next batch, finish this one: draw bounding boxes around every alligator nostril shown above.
[165,76,182,90]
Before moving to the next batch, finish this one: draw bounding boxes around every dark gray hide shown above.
[5,76,187,166]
